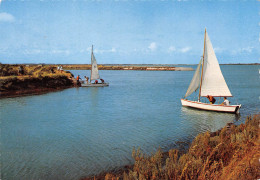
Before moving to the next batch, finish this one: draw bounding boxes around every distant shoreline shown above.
[61,64,194,71]
[4,63,260,66]
[3,63,259,71]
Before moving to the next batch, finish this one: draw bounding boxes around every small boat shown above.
[81,45,109,87]
[181,29,241,114]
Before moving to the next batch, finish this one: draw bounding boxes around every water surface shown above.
[1,65,259,179]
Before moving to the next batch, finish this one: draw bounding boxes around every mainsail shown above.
[90,46,100,81]
[200,31,232,97]
[184,58,202,98]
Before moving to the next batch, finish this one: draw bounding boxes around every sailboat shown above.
[81,45,109,87]
[181,29,241,113]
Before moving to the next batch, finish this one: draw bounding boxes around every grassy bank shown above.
[85,113,259,180]
[0,64,76,97]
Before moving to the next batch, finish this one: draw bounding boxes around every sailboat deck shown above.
[181,99,241,113]
[81,83,109,87]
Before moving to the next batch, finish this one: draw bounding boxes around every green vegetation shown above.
[0,64,75,96]
[88,114,259,180]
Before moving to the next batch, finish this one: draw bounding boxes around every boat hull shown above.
[81,83,109,87]
[181,99,241,114]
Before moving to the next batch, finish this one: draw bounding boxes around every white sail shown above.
[200,31,232,97]
[90,46,100,81]
[184,58,202,98]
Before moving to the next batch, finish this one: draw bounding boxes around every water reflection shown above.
[181,107,237,132]
[90,87,99,107]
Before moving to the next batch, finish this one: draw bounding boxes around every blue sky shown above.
[0,0,259,64]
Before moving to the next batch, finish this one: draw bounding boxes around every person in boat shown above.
[84,76,89,84]
[94,80,98,84]
[76,75,81,86]
[206,95,216,104]
[100,79,104,84]
[221,97,230,106]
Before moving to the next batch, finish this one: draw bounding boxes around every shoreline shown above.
[0,86,75,98]
[82,143,189,180]
[82,140,190,180]
[82,113,260,180]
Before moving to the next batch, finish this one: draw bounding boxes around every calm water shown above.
[1,65,259,180]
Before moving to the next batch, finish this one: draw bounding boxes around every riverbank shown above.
[83,113,260,180]
[0,64,76,98]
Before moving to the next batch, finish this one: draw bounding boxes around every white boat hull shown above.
[181,99,241,114]
[81,83,109,87]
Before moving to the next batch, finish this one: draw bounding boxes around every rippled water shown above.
[1,65,259,179]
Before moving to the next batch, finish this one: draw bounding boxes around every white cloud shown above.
[179,47,191,53]
[232,46,254,55]
[148,42,157,51]
[23,49,71,55]
[214,47,225,53]
[87,47,92,52]
[0,12,15,22]
[23,49,44,55]
[51,49,70,55]
[167,46,191,54]
[168,46,176,52]
[87,47,117,54]
[241,47,253,53]
[80,49,86,53]
[111,48,116,52]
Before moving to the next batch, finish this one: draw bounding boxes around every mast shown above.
[198,28,206,102]
[90,45,93,81]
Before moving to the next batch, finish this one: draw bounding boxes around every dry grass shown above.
[100,114,259,180]
[0,64,75,93]
[0,64,73,79]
